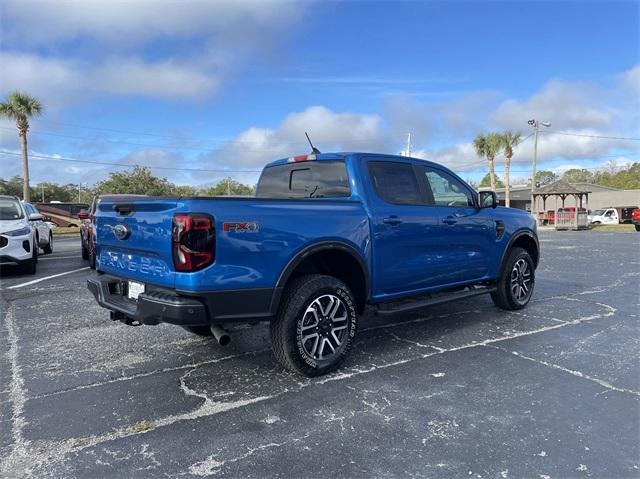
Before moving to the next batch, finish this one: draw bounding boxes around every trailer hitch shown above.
[110,310,142,327]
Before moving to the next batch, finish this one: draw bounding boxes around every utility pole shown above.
[78,183,82,202]
[227,177,231,196]
[41,183,44,202]
[527,119,551,220]
[406,133,412,157]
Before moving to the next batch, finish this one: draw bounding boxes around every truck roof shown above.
[265,152,438,168]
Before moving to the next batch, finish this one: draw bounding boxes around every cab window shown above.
[256,161,350,199]
[368,161,423,205]
[421,167,475,207]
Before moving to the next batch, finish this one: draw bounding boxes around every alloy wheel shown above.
[299,294,349,361]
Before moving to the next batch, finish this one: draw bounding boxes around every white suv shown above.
[0,196,38,274]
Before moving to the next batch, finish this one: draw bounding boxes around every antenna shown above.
[305,132,321,155]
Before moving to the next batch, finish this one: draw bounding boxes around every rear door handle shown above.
[383,216,403,225]
[442,216,457,225]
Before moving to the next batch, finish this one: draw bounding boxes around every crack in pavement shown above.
[486,344,640,397]
[0,286,627,476]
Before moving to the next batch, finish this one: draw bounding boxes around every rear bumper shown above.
[87,275,208,326]
[87,274,280,326]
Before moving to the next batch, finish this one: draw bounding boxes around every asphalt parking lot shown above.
[1,231,638,478]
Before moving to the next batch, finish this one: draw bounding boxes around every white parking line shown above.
[5,267,90,290]
[38,255,79,261]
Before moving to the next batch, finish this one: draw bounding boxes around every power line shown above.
[37,119,231,141]
[543,130,640,141]
[0,151,262,174]
[0,126,390,151]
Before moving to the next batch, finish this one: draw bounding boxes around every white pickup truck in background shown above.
[589,206,639,225]
[589,208,620,224]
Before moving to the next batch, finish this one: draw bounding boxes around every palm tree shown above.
[473,133,501,192]
[0,92,43,202]
[499,131,522,208]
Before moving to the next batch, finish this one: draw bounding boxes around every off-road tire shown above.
[182,326,213,337]
[270,274,358,377]
[491,247,535,311]
[43,233,53,255]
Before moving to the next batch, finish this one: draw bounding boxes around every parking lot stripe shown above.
[6,267,90,290]
[37,255,80,261]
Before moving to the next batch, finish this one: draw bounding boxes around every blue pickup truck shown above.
[88,152,538,376]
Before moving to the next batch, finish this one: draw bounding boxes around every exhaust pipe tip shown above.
[210,325,231,346]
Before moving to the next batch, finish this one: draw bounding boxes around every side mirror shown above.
[479,191,497,209]
[28,212,43,221]
[78,210,89,220]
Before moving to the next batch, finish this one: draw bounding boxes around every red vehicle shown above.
[540,210,555,225]
[80,195,144,268]
[632,208,640,232]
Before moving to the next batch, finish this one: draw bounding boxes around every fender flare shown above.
[498,230,540,276]
[269,240,370,314]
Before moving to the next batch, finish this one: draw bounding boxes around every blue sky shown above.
[1,0,638,187]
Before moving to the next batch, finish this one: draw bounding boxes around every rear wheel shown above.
[491,247,535,310]
[43,233,53,255]
[271,274,358,377]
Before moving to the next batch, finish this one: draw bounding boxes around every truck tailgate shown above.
[95,198,178,288]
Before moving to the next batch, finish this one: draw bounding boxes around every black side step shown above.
[375,286,497,316]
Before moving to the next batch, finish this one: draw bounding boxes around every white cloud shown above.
[491,80,615,130]
[0,1,310,103]
[1,1,306,47]
[93,58,220,99]
[618,65,640,95]
[207,106,385,169]
[0,52,219,105]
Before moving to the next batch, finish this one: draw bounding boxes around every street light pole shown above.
[527,119,551,220]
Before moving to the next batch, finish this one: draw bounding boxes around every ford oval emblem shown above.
[113,223,131,240]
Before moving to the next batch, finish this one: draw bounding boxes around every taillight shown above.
[172,213,215,272]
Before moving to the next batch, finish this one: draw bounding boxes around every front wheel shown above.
[22,245,38,275]
[43,233,53,255]
[271,274,358,377]
[491,247,535,310]
[635,225,640,232]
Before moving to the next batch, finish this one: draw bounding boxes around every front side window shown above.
[368,161,422,205]
[0,199,25,220]
[256,161,351,199]
[422,168,475,207]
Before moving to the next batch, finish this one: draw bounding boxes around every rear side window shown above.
[256,161,351,199]
[368,162,422,205]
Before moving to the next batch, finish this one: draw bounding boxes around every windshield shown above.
[0,199,25,220]
[591,209,605,216]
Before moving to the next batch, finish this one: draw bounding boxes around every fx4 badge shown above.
[223,222,259,233]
